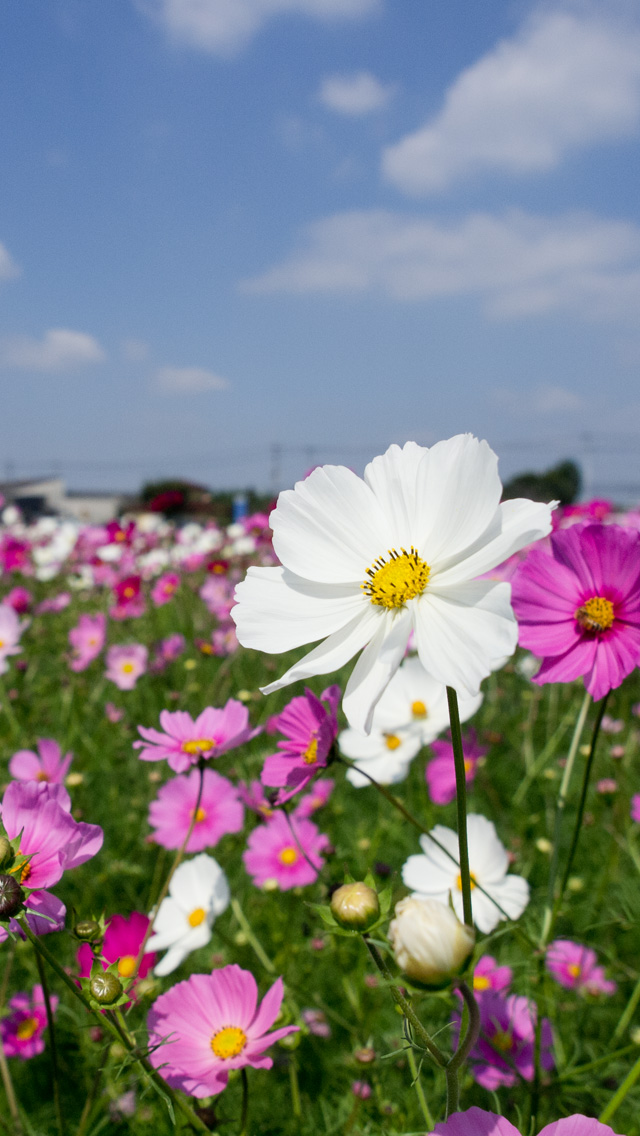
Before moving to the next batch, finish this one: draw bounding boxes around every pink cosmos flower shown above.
[3,587,32,614]
[200,576,234,619]
[68,612,106,672]
[471,955,512,998]
[77,912,155,997]
[0,985,58,1060]
[243,810,329,890]
[425,730,485,805]
[0,604,24,674]
[430,1106,622,1136]
[105,702,125,723]
[294,778,335,818]
[512,523,640,702]
[148,769,244,852]
[105,644,148,690]
[134,702,259,773]
[238,780,276,821]
[211,624,239,656]
[596,778,617,794]
[351,1082,372,1099]
[455,992,553,1090]
[151,572,180,607]
[601,715,624,734]
[150,633,186,672]
[9,738,72,784]
[546,940,617,995]
[147,964,298,1097]
[301,1009,331,1038]
[261,685,340,804]
[35,592,71,614]
[110,575,145,620]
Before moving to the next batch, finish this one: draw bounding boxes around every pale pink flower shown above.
[601,715,624,734]
[151,572,180,606]
[9,738,72,784]
[351,1082,371,1099]
[1,985,58,1060]
[105,644,148,690]
[35,592,71,614]
[0,604,24,674]
[431,1106,622,1136]
[546,940,617,995]
[471,955,512,997]
[68,613,106,672]
[105,702,125,723]
[294,779,335,818]
[147,964,298,1096]
[302,1009,331,1038]
[596,778,617,794]
[237,780,276,821]
[134,702,259,773]
[243,810,328,890]
[148,768,244,852]
[212,624,239,656]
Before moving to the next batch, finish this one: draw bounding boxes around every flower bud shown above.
[330,882,380,931]
[0,874,24,919]
[0,837,14,870]
[74,919,102,943]
[388,897,474,987]
[90,972,123,1005]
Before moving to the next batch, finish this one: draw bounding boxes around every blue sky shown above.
[2,0,640,498]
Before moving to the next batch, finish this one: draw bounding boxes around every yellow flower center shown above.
[492,1029,513,1053]
[456,872,476,891]
[123,586,135,598]
[362,547,430,609]
[16,1017,39,1041]
[36,771,50,782]
[385,733,402,751]
[303,737,318,765]
[182,738,215,755]
[211,1025,247,1059]
[278,846,298,865]
[473,974,490,992]
[188,907,207,927]
[121,662,135,674]
[190,807,207,823]
[0,639,4,648]
[19,860,31,883]
[118,955,137,978]
[568,963,581,978]
[575,596,614,633]
[411,700,427,719]
[464,758,473,774]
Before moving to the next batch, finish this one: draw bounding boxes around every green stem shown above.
[406,1045,434,1130]
[22,924,212,1136]
[75,1046,109,1136]
[444,981,480,1119]
[446,687,472,928]
[599,1049,640,1124]
[540,689,591,945]
[239,1067,250,1135]
[288,1057,301,1121]
[0,1026,21,1136]
[34,945,65,1136]
[364,938,446,1068]
[230,898,276,975]
[614,972,640,1042]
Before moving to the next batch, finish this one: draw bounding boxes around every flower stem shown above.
[613,971,640,1042]
[34,944,64,1136]
[363,938,446,1068]
[0,1024,21,1136]
[287,1056,301,1120]
[230,898,276,975]
[75,1046,109,1136]
[406,1044,434,1130]
[446,687,473,928]
[22,924,212,1136]
[599,1049,640,1124]
[239,1067,250,1136]
[540,689,591,945]
[444,981,480,1119]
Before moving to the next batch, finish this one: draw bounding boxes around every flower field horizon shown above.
[1,437,640,1135]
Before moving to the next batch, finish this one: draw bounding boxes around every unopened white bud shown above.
[388,897,474,987]
[331,883,380,931]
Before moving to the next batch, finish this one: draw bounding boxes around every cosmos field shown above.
[1,440,640,1136]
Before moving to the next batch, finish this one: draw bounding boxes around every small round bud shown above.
[75,919,102,943]
[0,874,24,918]
[331,882,380,931]
[354,1046,376,1065]
[388,897,475,988]
[0,837,14,870]
[90,972,123,1005]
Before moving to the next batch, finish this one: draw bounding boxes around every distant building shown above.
[0,478,127,524]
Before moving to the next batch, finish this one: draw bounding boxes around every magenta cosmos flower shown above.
[425,729,486,805]
[1,985,58,1060]
[151,571,180,606]
[243,810,329,890]
[430,1107,622,1136]
[9,738,72,784]
[105,643,148,690]
[77,913,155,996]
[261,685,340,804]
[147,964,298,1097]
[148,768,244,852]
[134,702,259,774]
[68,612,106,672]
[546,940,616,996]
[455,992,553,1090]
[512,523,640,701]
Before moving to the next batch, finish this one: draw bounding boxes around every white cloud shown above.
[138,0,379,56]
[156,366,230,392]
[0,242,20,281]
[319,71,393,115]
[382,8,640,194]
[242,207,640,323]
[0,328,106,371]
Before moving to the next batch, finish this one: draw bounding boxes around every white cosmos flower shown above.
[232,436,553,733]
[146,854,230,977]
[402,814,530,934]
[339,725,422,786]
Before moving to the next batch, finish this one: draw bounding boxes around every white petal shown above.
[413,582,517,696]
[233,566,364,653]
[415,435,502,564]
[261,606,381,695]
[363,442,430,549]
[153,943,189,977]
[466,815,509,881]
[346,752,414,787]
[342,607,412,733]
[403,852,456,896]
[432,498,554,587]
[271,464,389,583]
